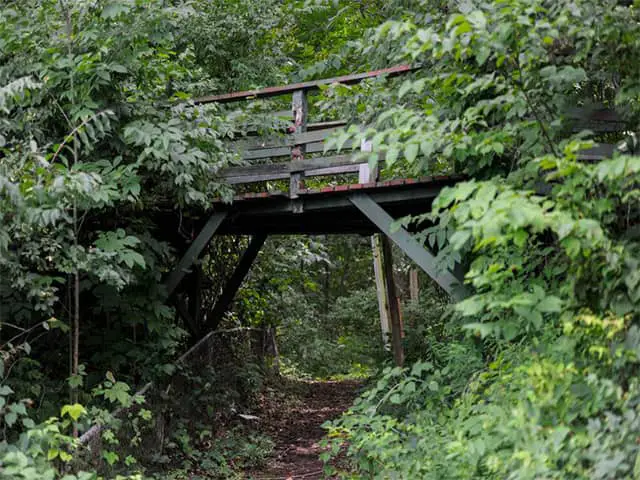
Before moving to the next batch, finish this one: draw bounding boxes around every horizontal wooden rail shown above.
[222,154,373,184]
[222,141,628,185]
[238,127,341,150]
[242,140,345,161]
[195,65,417,104]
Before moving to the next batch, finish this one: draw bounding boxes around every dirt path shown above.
[246,379,361,480]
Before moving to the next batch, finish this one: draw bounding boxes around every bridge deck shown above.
[211,176,460,235]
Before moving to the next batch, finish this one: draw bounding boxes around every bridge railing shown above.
[195,65,417,198]
[195,66,634,198]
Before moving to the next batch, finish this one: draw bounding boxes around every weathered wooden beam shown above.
[205,233,268,330]
[237,127,341,151]
[223,162,365,184]
[164,212,228,298]
[349,193,466,300]
[381,236,404,367]
[231,120,347,139]
[307,164,362,177]
[372,235,391,350]
[194,65,417,104]
[242,140,352,161]
[239,136,622,165]
[222,154,371,179]
[307,120,348,131]
[224,172,289,185]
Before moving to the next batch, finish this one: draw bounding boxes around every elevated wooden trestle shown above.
[164,65,634,365]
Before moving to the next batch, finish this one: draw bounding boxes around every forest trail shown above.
[246,379,362,480]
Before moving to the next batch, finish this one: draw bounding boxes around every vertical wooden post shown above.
[189,265,203,331]
[364,141,390,351]
[359,137,377,184]
[290,89,307,200]
[409,269,420,302]
[381,236,404,366]
[358,164,370,184]
[371,235,391,349]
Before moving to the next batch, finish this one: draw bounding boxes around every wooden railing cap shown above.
[194,64,417,105]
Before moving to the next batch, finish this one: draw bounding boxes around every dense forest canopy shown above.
[1,0,640,478]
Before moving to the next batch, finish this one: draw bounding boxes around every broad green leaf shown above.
[404,143,419,163]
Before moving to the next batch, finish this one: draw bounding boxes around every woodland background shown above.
[2,0,640,478]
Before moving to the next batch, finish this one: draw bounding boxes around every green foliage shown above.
[318,0,640,478]
[279,288,383,378]
[243,235,386,378]
[0,0,285,477]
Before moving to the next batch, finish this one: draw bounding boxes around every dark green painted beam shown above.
[164,212,228,298]
[349,193,467,301]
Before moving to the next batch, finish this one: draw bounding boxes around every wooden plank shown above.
[164,212,228,297]
[221,155,371,183]
[239,128,341,150]
[307,164,362,177]
[205,233,268,330]
[224,164,362,184]
[243,145,291,161]
[242,139,353,161]
[349,193,466,300]
[241,140,620,164]
[223,163,290,177]
[289,154,369,172]
[381,236,404,367]
[372,235,391,350]
[227,120,347,138]
[308,120,347,131]
[225,172,290,184]
[194,65,417,104]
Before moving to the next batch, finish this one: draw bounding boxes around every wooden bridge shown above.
[162,65,633,364]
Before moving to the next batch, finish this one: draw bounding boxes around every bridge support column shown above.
[204,233,268,331]
[380,236,404,367]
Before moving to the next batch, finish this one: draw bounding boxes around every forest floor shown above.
[245,378,362,480]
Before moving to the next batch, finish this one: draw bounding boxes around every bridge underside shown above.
[212,176,460,236]
[162,175,466,340]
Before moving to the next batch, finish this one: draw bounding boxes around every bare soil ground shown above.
[245,378,361,480]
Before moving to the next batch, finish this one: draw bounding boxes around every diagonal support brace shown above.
[164,212,228,298]
[205,233,268,330]
[349,193,467,301]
